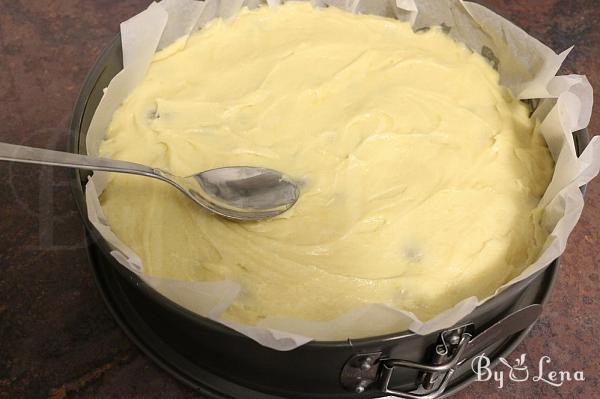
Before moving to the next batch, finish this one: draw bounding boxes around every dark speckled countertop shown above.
[0,1,598,398]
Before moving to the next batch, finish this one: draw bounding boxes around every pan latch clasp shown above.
[380,326,472,399]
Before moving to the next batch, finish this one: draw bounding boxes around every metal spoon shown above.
[0,142,299,221]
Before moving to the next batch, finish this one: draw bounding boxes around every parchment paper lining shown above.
[84,0,600,351]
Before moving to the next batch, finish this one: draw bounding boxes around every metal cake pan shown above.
[69,35,589,399]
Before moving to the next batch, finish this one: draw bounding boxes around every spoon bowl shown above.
[157,166,299,221]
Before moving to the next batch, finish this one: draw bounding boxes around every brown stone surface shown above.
[0,1,598,398]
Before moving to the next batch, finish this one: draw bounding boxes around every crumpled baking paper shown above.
[84,0,600,351]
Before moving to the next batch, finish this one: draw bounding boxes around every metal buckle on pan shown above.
[380,327,472,399]
[339,326,472,397]
[340,304,543,397]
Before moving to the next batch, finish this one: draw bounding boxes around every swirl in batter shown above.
[100,3,554,326]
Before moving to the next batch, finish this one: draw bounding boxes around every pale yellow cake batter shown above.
[99,3,554,325]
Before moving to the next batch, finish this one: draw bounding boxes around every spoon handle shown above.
[0,142,157,177]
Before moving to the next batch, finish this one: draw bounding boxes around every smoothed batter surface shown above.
[100,3,554,325]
